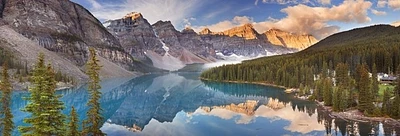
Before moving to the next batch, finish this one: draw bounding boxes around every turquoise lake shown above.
[9,73,399,136]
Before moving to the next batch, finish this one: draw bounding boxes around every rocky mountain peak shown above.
[152,20,175,30]
[222,23,259,40]
[267,28,284,33]
[264,28,318,50]
[181,27,196,34]
[199,28,213,35]
[124,12,143,20]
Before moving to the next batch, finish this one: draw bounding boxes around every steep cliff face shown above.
[264,29,318,50]
[106,13,215,71]
[0,0,136,70]
[221,23,259,40]
[199,25,295,57]
[199,24,318,55]
[104,12,165,61]
[152,21,215,62]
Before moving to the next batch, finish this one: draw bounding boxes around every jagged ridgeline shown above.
[201,25,400,88]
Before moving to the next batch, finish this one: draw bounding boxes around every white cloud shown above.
[262,0,300,4]
[192,16,254,32]
[317,0,331,5]
[183,17,196,28]
[194,0,373,39]
[371,9,387,15]
[388,0,400,10]
[203,6,231,19]
[392,21,400,27]
[86,0,203,27]
[255,0,260,5]
[377,0,387,8]
[377,0,400,10]
[86,0,102,9]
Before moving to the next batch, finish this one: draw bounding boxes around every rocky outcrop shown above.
[106,13,216,71]
[104,12,165,61]
[0,0,143,72]
[199,24,318,55]
[105,12,317,70]
[264,29,318,50]
[221,23,259,40]
[199,25,293,57]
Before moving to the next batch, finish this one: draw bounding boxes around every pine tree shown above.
[68,106,79,136]
[332,88,340,111]
[382,88,391,116]
[357,64,373,114]
[0,62,14,136]
[371,63,379,101]
[323,78,333,106]
[83,48,104,136]
[391,64,400,118]
[339,89,348,111]
[19,53,66,136]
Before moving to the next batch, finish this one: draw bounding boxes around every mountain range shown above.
[0,0,318,81]
[104,12,318,71]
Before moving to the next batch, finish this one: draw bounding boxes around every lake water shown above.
[9,73,399,136]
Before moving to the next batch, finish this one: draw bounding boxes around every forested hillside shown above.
[201,25,400,117]
[201,25,400,88]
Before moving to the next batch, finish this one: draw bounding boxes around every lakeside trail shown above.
[200,77,400,127]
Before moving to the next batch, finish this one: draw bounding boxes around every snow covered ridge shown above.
[203,49,294,69]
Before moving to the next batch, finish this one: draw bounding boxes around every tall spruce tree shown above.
[332,88,340,111]
[382,88,391,116]
[83,48,104,136]
[391,64,400,118]
[68,106,79,136]
[371,63,379,101]
[323,78,333,106]
[357,64,373,114]
[0,62,14,136]
[19,53,66,136]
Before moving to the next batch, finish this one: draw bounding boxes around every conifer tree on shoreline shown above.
[68,106,79,136]
[0,62,14,136]
[19,53,66,136]
[82,48,104,136]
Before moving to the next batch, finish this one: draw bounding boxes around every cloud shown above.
[183,18,196,28]
[392,21,400,27]
[86,0,102,9]
[317,0,331,5]
[192,16,254,32]
[203,6,231,19]
[193,0,372,39]
[255,0,260,5]
[86,0,203,27]
[377,0,387,8]
[371,9,387,15]
[377,0,400,10]
[388,0,400,10]
[262,0,301,5]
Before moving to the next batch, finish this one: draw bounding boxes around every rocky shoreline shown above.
[316,101,400,127]
[200,77,400,127]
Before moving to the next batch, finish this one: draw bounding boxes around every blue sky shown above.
[71,0,400,39]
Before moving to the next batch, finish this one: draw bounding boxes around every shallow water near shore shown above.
[8,73,399,136]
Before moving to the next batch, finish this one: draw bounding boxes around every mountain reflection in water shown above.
[9,73,400,136]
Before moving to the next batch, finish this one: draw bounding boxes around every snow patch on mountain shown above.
[204,49,293,69]
[145,51,185,71]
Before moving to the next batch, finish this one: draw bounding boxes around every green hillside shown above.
[201,25,400,88]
